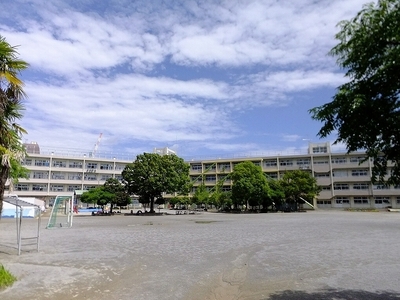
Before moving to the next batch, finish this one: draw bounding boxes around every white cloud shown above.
[1,0,370,157]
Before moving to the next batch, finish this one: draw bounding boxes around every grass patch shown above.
[0,264,17,289]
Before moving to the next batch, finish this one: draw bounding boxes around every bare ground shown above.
[1,210,400,300]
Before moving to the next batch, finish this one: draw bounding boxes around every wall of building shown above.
[7,143,400,209]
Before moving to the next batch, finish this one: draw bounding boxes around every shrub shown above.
[0,264,17,289]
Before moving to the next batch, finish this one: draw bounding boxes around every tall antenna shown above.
[91,133,103,158]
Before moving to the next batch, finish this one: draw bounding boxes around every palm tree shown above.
[0,35,29,216]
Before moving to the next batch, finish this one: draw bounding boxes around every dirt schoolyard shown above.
[1,210,400,300]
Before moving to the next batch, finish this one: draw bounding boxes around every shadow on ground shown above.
[266,288,400,300]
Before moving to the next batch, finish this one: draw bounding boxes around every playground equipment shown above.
[2,196,41,255]
[46,195,73,228]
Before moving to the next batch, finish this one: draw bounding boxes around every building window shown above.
[67,185,81,192]
[69,161,83,168]
[334,183,349,190]
[35,159,50,166]
[297,159,311,165]
[100,163,113,170]
[373,184,390,190]
[50,185,64,192]
[84,174,97,181]
[191,164,202,171]
[317,200,331,205]
[33,172,48,179]
[353,183,369,190]
[374,197,390,204]
[320,185,331,190]
[218,174,229,182]
[218,163,231,171]
[51,172,65,180]
[352,169,368,176]
[350,156,366,163]
[333,170,348,177]
[101,175,112,180]
[53,160,66,167]
[280,160,293,166]
[331,157,347,164]
[86,162,97,169]
[22,159,32,166]
[204,164,216,171]
[264,160,277,167]
[83,185,96,190]
[397,197,400,204]
[205,175,216,182]
[15,184,29,191]
[115,164,125,170]
[32,184,46,191]
[312,146,327,153]
[115,175,123,180]
[68,173,82,180]
[314,173,330,178]
[313,159,329,164]
[354,197,369,204]
[336,197,350,204]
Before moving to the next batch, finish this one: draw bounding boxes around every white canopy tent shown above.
[2,196,41,255]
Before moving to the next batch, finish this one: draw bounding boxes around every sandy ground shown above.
[1,210,400,300]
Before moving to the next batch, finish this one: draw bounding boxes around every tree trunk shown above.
[0,165,10,219]
[150,196,155,213]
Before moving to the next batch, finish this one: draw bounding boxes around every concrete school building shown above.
[5,142,400,210]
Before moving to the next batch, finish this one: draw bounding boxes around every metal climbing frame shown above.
[2,196,41,256]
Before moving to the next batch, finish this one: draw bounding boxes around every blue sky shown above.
[1,0,370,160]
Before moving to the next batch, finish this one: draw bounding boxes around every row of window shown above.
[28,172,118,181]
[23,159,125,170]
[14,184,105,192]
[322,183,396,190]
[317,196,396,205]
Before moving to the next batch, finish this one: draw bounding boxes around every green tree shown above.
[211,190,232,211]
[122,153,190,213]
[191,183,209,207]
[103,178,130,213]
[230,161,270,210]
[0,35,29,215]
[266,178,285,211]
[80,187,114,211]
[310,0,400,185]
[279,170,320,211]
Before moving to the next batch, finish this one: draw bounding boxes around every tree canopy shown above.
[310,0,400,185]
[280,170,320,210]
[122,153,190,213]
[79,178,131,212]
[230,161,270,209]
[0,35,29,215]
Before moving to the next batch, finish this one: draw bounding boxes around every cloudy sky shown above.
[1,0,369,160]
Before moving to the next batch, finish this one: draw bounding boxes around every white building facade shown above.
[7,142,400,209]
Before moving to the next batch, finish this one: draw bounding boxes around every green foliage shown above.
[267,178,285,210]
[192,183,209,205]
[279,170,321,207]
[0,264,17,289]
[230,161,270,209]
[210,190,232,210]
[80,179,131,212]
[80,187,114,208]
[122,153,190,212]
[310,0,400,185]
[0,35,29,215]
